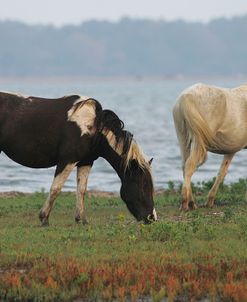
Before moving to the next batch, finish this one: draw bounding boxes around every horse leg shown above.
[206,153,235,208]
[181,157,197,211]
[181,152,197,209]
[176,130,196,209]
[75,165,92,224]
[181,144,207,211]
[39,162,76,226]
[173,111,196,208]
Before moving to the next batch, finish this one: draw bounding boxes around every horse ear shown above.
[149,158,153,166]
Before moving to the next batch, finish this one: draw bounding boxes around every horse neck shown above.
[99,143,125,180]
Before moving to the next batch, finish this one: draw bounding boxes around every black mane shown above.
[96,109,133,157]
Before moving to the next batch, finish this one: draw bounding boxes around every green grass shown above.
[1,179,247,301]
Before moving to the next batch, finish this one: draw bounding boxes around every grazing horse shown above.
[0,92,157,225]
[173,83,247,210]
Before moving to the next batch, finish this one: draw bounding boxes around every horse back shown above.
[0,92,88,167]
[174,83,247,153]
[0,92,79,139]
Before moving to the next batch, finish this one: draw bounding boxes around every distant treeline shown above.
[0,16,247,76]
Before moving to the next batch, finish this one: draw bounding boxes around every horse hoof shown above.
[41,219,49,227]
[75,215,88,225]
[39,211,49,226]
[188,201,197,210]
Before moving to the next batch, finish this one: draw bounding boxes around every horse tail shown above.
[174,93,219,165]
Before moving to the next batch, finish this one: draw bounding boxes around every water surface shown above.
[0,77,246,192]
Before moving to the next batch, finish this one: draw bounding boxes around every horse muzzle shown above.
[143,208,157,224]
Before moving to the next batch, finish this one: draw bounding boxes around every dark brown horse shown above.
[0,92,157,225]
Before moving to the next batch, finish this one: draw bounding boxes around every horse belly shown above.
[215,128,247,152]
[215,101,247,151]
[1,140,58,168]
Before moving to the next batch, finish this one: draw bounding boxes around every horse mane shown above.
[97,109,150,171]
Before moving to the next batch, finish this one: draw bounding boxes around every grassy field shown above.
[1,179,247,301]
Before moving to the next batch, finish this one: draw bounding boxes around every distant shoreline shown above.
[0,74,246,84]
[0,189,167,198]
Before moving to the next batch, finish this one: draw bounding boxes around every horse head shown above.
[96,109,157,223]
[120,157,157,223]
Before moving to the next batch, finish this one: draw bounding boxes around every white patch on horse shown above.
[54,163,77,190]
[41,162,76,217]
[73,96,90,105]
[153,208,157,221]
[102,128,151,172]
[67,97,96,136]
[102,129,124,155]
[75,165,91,222]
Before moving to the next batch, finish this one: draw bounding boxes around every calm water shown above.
[0,77,246,192]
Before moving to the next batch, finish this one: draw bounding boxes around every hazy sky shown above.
[0,0,246,26]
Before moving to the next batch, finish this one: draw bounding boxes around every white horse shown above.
[173,83,247,210]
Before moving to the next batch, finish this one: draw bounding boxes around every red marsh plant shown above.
[1,255,247,301]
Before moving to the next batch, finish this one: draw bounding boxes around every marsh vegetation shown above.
[1,179,247,301]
